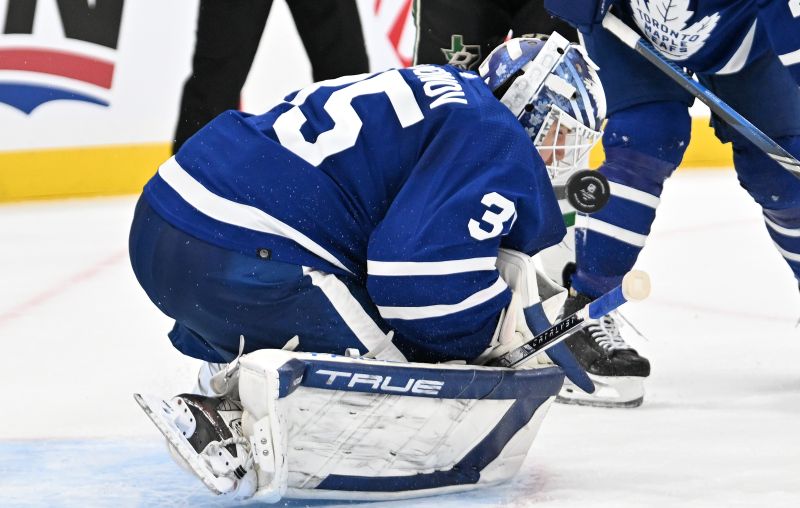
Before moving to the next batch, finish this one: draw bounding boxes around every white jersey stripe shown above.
[367,257,497,276]
[716,20,757,75]
[575,215,648,247]
[304,267,407,362]
[779,47,800,67]
[377,277,508,320]
[158,157,352,274]
[774,242,800,263]
[764,216,800,238]
[609,181,660,208]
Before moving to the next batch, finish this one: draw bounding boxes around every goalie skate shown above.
[133,393,256,498]
[557,374,644,408]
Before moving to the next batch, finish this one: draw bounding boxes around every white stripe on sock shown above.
[764,216,800,238]
[774,242,800,263]
[576,215,648,247]
[609,181,660,208]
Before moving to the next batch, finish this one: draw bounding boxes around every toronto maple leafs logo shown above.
[628,0,720,61]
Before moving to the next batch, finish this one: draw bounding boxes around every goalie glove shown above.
[477,249,594,393]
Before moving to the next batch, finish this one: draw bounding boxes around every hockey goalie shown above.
[134,257,580,501]
[129,33,612,500]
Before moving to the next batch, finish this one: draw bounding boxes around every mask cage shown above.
[532,105,602,182]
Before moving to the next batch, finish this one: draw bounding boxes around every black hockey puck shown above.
[565,170,610,214]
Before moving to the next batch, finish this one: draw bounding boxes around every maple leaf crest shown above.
[629,0,720,60]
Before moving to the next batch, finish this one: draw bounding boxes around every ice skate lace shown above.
[585,312,632,352]
[204,436,255,476]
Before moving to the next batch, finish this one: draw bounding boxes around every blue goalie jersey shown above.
[145,66,563,277]
[142,65,564,360]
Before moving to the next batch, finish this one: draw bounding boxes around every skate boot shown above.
[557,290,650,408]
[134,393,257,498]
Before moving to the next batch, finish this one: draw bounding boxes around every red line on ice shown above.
[0,250,127,327]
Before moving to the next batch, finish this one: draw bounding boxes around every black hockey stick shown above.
[486,270,650,368]
[601,12,800,181]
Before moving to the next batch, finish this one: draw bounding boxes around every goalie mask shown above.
[478,33,606,182]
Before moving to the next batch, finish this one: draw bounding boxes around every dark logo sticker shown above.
[441,34,481,70]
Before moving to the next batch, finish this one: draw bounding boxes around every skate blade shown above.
[555,375,645,409]
[133,393,227,495]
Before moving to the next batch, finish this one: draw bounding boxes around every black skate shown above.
[558,290,650,408]
[134,393,257,498]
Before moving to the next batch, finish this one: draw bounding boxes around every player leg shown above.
[560,101,689,407]
[173,0,273,152]
[732,136,800,283]
[287,0,369,81]
[129,196,406,496]
[701,48,800,288]
[129,197,403,364]
[559,21,695,407]
[412,0,511,69]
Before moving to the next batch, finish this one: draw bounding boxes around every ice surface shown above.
[1,170,799,507]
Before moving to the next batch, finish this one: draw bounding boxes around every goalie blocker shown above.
[230,349,562,501]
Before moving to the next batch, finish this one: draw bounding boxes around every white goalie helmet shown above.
[478,33,607,182]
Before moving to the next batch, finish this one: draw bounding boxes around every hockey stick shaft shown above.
[601,12,800,180]
[486,270,650,368]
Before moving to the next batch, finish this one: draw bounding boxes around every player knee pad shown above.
[731,134,800,279]
[601,101,690,189]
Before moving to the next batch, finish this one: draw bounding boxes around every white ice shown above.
[1,169,799,507]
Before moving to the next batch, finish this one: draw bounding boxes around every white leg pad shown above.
[237,349,564,502]
[238,354,292,502]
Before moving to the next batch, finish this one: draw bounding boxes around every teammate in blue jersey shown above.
[543,0,800,405]
[129,35,606,371]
